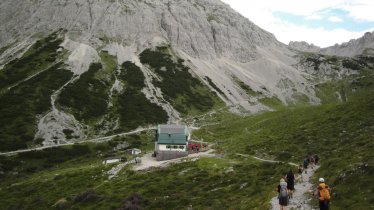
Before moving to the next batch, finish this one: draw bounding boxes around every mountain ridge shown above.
[289,31,374,57]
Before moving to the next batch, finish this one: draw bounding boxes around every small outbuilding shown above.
[103,157,123,165]
[155,125,189,161]
[126,148,142,155]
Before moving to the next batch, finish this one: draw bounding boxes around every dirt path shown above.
[270,166,319,210]
[6,61,62,92]
[236,153,298,167]
[132,149,216,171]
[0,127,154,156]
[235,153,319,210]
[106,160,135,179]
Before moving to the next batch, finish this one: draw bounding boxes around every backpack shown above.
[280,187,288,198]
[319,188,331,201]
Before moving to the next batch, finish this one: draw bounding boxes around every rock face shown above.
[289,31,374,57]
[289,41,320,53]
[321,31,374,57]
[2,0,360,148]
[0,0,279,62]
[0,0,317,109]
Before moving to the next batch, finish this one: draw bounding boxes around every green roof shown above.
[157,125,188,145]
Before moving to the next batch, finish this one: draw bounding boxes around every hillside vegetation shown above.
[0,29,373,209]
[139,46,223,115]
[0,63,73,151]
[58,63,111,121]
[195,90,374,209]
[115,61,168,131]
[1,88,372,209]
[0,32,64,92]
[1,63,372,209]
[0,134,291,210]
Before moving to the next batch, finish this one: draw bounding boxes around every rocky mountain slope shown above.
[0,1,373,209]
[0,0,372,152]
[289,41,320,53]
[289,31,374,57]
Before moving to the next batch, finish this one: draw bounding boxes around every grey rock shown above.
[289,31,374,57]
[289,41,320,53]
[0,0,280,62]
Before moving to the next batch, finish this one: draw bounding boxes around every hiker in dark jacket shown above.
[314,154,320,165]
[286,170,295,199]
[303,158,309,173]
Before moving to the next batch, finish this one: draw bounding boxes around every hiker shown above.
[286,170,295,199]
[315,178,331,210]
[303,158,309,173]
[314,154,320,165]
[277,178,288,210]
[310,155,315,169]
[297,164,303,182]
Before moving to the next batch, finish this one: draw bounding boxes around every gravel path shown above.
[106,160,135,179]
[132,149,216,171]
[0,127,153,156]
[270,165,320,210]
[235,153,319,210]
[236,153,298,167]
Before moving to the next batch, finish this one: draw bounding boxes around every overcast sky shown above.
[221,0,374,47]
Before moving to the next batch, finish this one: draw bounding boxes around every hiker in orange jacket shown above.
[314,178,331,210]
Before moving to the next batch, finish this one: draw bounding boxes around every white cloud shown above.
[306,14,323,20]
[221,0,374,47]
[327,16,343,22]
[272,20,373,47]
[221,0,345,17]
[338,1,374,22]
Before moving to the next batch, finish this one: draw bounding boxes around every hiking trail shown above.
[235,153,319,210]
[270,165,320,210]
[235,153,298,167]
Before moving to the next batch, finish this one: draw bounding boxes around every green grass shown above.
[0,32,64,92]
[316,71,374,104]
[0,132,153,176]
[139,46,223,115]
[97,51,117,82]
[0,148,291,210]
[258,96,284,109]
[194,91,374,209]
[0,63,73,152]
[315,80,350,103]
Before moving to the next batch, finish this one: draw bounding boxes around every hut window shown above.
[166,145,171,149]
[173,145,178,149]
[179,146,185,149]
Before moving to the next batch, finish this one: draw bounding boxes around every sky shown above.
[220,0,374,47]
